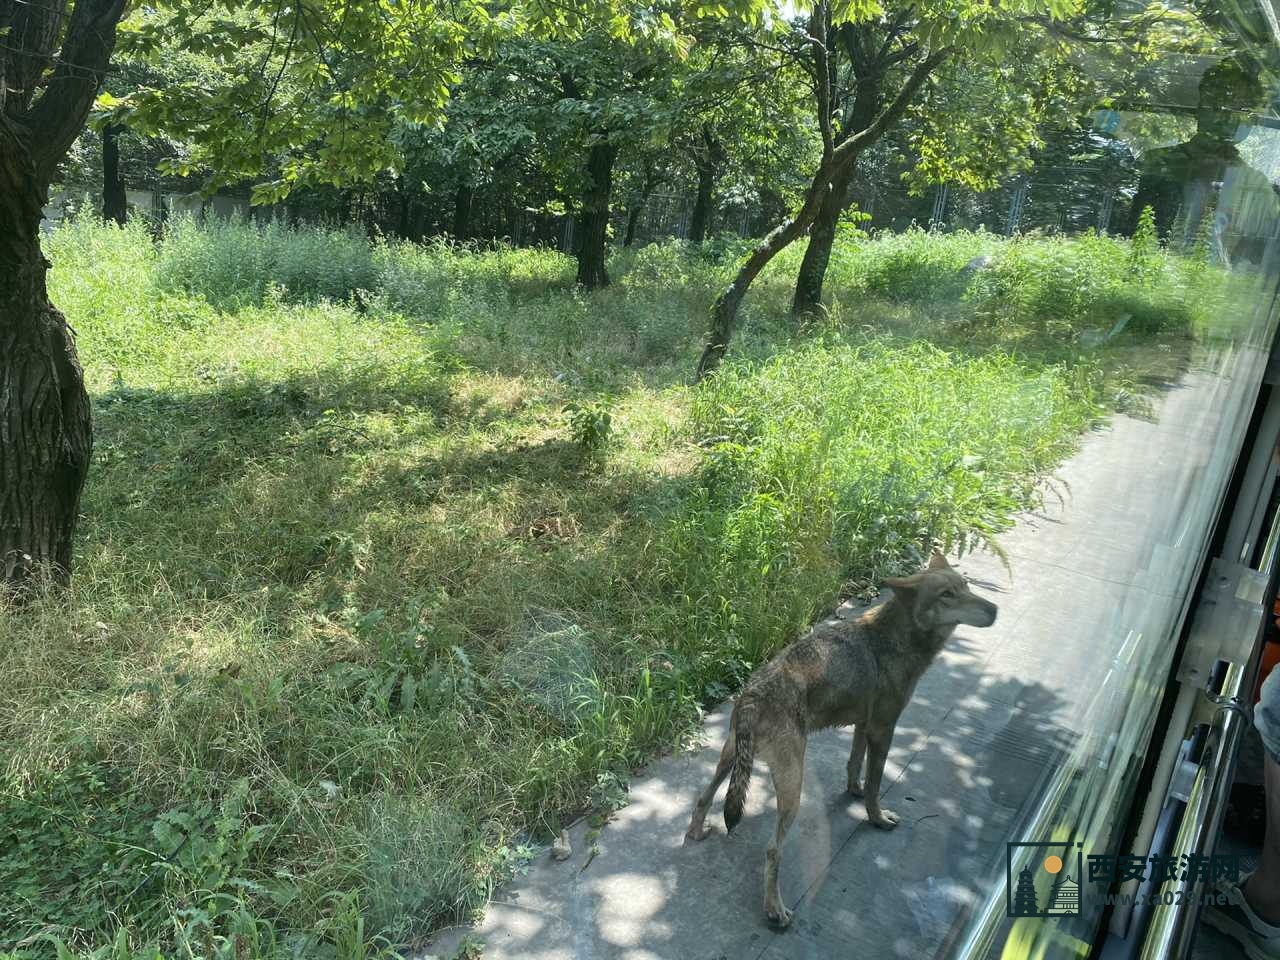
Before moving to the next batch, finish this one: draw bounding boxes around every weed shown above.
[564,398,615,455]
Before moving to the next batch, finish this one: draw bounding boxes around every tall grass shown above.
[156,217,379,309]
[824,225,999,304]
[658,338,1101,676]
[0,214,1229,958]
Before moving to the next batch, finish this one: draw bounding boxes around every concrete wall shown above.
[40,183,260,232]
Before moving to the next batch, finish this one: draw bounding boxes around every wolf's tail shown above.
[724,700,756,833]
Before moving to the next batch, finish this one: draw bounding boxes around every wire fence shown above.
[44,173,1280,253]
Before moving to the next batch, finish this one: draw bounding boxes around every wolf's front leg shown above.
[862,726,899,829]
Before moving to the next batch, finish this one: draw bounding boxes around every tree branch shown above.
[22,0,127,190]
[3,0,63,117]
[808,1,833,162]
[832,45,952,170]
[874,9,912,65]
[882,40,921,70]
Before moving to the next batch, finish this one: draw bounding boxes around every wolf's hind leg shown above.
[763,736,805,928]
[685,730,736,843]
[846,725,866,797]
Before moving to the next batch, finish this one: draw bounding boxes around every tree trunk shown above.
[624,165,661,248]
[395,176,414,240]
[695,25,948,377]
[688,161,716,244]
[624,201,645,247]
[697,167,844,379]
[791,161,856,316]
[575,139,617,289]
[451,182,472,240]
[0,121,93,587]
[687,124,725,245]
[101,122,126,225]
[0,0,127,589]
[792,62,881,318]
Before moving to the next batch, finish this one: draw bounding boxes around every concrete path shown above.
[425,344,1269,960]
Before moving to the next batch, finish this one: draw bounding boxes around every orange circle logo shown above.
[1044,855,1063,874]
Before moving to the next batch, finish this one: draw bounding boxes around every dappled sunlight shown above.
[9,131,1278,955]
[3,0,1280,951]
[425,319,1280,956]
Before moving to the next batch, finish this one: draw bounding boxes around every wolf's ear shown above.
[884,574,921,590]
[927,550,950,571]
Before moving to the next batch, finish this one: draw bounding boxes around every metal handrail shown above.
[1260,489,1280,578]
[1138,662,1249,959]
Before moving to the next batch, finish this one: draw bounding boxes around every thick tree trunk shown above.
[0,121,92,587]
[101,122,126,225]
[688,161,716,244]
[575,139,617,289]
[0,0,126,589]
[791,161,856,316]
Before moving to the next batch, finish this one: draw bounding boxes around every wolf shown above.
[683,551,998,927]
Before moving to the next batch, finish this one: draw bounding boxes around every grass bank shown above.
[0,215,1234,958]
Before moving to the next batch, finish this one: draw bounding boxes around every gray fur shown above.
[683,551,998,928]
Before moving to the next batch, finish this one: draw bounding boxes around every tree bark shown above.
[101,122,126,225]
[575,139,617,288]
[1,118,92,587]
[696,169,841,380]
[688,161,716,244]
[792,26,884,318]
[624,200,645,247]
[1,0,127,588]
[791,162,855,316]
[623,161,663,248]
[394,175,415,240]
[687,124,726,245]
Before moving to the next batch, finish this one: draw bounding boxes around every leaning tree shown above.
[780,0,1241,335]
[789,13,1092,317]
[694,0,1091,378]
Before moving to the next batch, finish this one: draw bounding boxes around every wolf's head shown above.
[883,551,998,631]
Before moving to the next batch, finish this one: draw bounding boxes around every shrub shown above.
[375,238,576,322]
[965,229,1223,342]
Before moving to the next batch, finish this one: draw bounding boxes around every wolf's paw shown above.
[684,823,713,844]
[846,779,864,798]
[765,902,793,929]
[869,808,900,830]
